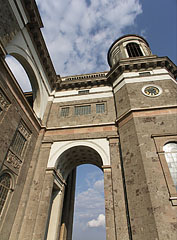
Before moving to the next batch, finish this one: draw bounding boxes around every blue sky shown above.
[5,1,177,239]
[72,164,106,240]
[6,0,176,90]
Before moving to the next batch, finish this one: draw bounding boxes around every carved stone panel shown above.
[4,150,22,174]
[0,88,10,110]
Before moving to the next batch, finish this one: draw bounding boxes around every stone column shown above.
[59,169,76,240]
[46,175,65,240]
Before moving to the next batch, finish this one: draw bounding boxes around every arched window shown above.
[163,142,177,190]
[126,42,143,57]
[0,173,11,214]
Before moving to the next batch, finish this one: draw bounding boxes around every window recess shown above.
[96,103,105,113]
[60,107,69,117]
[126,42,143,57]
[74,105,91,116]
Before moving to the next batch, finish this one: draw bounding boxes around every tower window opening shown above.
[126,42,143,57]
[0,173,11,215]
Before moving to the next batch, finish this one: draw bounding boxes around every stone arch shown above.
[48,139,110,178]
[6,44,42,118]
[46,140,110,240]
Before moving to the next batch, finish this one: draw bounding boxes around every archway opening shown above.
[5,55,40,111]
[47,145,107,240]
[72,164,106,240]
[5,55,32,92]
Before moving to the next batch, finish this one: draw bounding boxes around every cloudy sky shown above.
[5,0,176,239]
[6,0,176,91]
[72,165,106,240]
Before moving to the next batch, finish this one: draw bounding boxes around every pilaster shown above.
[107,136,129,240]
[17,141,52,240]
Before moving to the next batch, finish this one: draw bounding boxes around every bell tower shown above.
[107,35,177,239]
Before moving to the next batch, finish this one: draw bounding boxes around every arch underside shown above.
[57,145,103,181]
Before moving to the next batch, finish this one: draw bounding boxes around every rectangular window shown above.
[96,103,105,113]
[11,131,27,156]
[78,90,89,95]
[139,72,151,76]
[74,105,91,116]
[60,107,69,117]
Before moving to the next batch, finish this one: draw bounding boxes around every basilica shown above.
[0,1,177,240]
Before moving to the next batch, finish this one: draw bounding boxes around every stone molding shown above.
[107,56,177,83]
[116,105,177,128]
[61,72,108,81]
[57,72,109,90]
[21,0,58,90]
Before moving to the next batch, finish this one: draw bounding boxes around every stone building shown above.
[0,1,177,240]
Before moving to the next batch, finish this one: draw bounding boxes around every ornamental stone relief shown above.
[18,121,31,139]
[0,88,10,110]
[6,150,22,170]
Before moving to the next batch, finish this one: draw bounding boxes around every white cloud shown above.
[36,0,142,76]
[88,214,105,228]
[94,179,104,192]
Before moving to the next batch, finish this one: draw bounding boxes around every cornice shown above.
[107,56,177,83]
[22,0,43,28]
[22,0,58,90]
[56,72,109,90]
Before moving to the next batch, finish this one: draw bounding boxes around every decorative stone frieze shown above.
[6,150,22,170]
[57,72,109,90]
[0,88,10,110]
[18,121,31,139]
[61,72,107,82]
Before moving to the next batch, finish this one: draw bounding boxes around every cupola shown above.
[107,34,152,68]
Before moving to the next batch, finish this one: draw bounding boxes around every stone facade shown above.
[0,1,177,240]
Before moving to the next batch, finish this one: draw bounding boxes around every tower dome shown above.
[107,34,152,68]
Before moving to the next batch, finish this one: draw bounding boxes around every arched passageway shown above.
[46,145,107,240]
